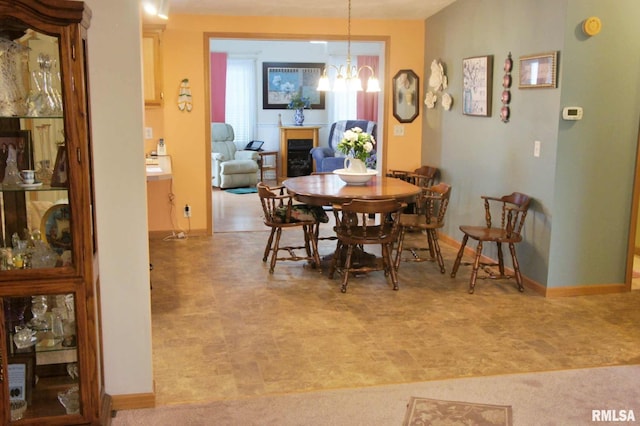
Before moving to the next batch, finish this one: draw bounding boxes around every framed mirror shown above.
[392,69,419,123]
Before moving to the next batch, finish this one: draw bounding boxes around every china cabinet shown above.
[0,0,109,424]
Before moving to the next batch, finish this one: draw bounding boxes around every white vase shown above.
[343,156,367,173]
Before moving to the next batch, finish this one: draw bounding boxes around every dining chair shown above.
[450,192,532,294]
[257,182,325,273]
[387,165,439,188]
[394,182,452,273]
[386,165,439,214]
[329,199,405,293]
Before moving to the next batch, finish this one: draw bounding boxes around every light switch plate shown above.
[534,140,541,157]
[393,125,405,136]
[145,127,153,139]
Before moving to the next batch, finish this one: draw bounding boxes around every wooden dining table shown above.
[283,173,421,273]
[282,173,421,206]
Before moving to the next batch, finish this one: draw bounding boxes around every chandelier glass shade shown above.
[316,0,381,93]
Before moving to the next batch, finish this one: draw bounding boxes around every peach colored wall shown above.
[152,14,425,234]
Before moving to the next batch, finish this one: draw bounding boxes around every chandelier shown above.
[316,0,381,93]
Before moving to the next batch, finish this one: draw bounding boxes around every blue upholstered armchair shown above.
[310,120,377,173]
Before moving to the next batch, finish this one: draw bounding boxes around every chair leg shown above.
[469,240,484,294]
[509,242,525,292]
[496,242,505,276]
[307,225,322,269]
[450,234,468,278]
[341,244,354,293]
[269,228,282,274]
[383,243,399,291]
[263,228,276,262]
[426,229,436,259]
[394,227,407,270]
[328,240,342,279]
[302,225,312,258]
[428,229,446,273]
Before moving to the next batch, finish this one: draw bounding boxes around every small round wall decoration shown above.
[503,74,511,89]
[583,16,602,36]
[504,56,512,72]
[441,93,453,111]
[500,106,510,122]
[424,91,437,109]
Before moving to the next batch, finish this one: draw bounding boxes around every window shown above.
[225,58,257,142]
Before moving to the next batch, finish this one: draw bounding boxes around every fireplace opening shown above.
[287,139,313,177]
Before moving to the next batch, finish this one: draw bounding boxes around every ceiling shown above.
[168,0,457,20]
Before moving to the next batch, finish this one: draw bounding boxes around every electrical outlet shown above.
[184,204,191,218]
[534,140,541,157]
[393,125,405,136]
[144,127,153,139]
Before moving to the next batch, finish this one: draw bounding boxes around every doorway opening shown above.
[205,35,388,234]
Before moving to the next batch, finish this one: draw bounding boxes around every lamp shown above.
[157,0,169,20]
[143,0,169,20]
[316,0,380,93]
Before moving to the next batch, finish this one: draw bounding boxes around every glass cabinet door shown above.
[3,293,79,421]
[0,1,102,424]
[0,30,72,274]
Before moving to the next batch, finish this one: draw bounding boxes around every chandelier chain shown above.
[315,0,381,92]
[347,0,352,63]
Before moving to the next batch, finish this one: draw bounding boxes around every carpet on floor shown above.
[224,187,257,194]
[403,396,512,426]
[111,365,640,426]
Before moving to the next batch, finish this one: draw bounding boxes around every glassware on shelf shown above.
[57,386,80,414]
[36,159,53,184]
[0,37,28,116]
[2,142,22,185]
[29,295,49,330]
[30,238,58,268]
[10,400,27,421]
[35,124,54,183]
[13,325,37,349]
[26,54,62,117]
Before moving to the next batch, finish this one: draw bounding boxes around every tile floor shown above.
[147,190,640,406]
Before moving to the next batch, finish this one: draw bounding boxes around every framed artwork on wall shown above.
[392,69,419,123]
[262,62,325,110]
[518,51,558,89]
[462,55,493,117]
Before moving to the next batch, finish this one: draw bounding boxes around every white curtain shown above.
[225,58,257,143]
[327,55,358,123]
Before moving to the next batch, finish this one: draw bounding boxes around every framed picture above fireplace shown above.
[262,62,325,110]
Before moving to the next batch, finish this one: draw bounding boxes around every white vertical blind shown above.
[225,58,257,143]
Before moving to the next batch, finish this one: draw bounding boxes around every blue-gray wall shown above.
[424,0,640,289]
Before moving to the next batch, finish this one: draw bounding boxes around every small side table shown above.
[258,150,278,183]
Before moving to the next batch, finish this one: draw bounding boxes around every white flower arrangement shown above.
[336,127,375,162]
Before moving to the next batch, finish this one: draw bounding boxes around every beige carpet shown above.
[112,365,639,425]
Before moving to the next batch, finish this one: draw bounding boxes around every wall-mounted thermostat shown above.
[562,106,583,121]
